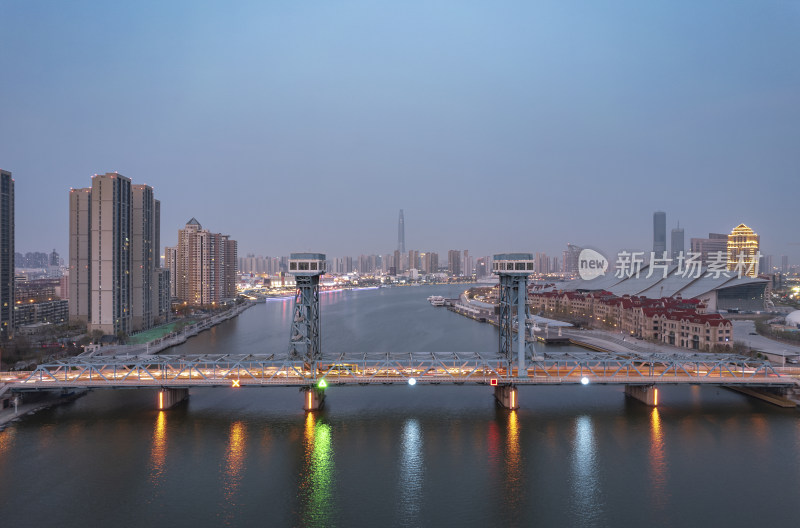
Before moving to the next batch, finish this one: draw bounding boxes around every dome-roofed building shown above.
[786,310,800,328]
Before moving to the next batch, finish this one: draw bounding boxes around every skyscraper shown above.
[727,223,760,277]
[653,211,667,254]
[670,223,684,259]
[398,209,405,253]
[0,170,14,339]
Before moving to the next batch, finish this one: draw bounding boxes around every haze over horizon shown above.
[1,1,798,261]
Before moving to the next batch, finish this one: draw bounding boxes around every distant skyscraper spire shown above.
[398,209,405,253]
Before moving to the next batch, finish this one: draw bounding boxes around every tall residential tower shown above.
[69,173,166,335]
[0,170,13,339]
[170,218,237,306]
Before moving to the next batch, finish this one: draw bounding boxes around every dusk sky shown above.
[1,1,798,262]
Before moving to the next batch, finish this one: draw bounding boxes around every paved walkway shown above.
[733,320,800,363]
[0,388,85,430]
[560,328,688,356]
[732,320,800,359]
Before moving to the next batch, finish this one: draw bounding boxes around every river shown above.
[1,284,799,527]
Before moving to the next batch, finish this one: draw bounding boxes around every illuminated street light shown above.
[408,377,416,386]
[581,376,589,385]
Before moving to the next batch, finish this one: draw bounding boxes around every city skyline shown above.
[1,1,798,260]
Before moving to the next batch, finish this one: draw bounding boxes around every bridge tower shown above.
[493,253,536,378]
[287,253,327,375]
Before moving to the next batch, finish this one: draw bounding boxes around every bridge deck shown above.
[3,351,795,390]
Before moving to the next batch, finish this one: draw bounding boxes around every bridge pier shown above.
[158,388,189,410]
[494,384,519,410]
[302,387,326,412]
[625,385,658,406]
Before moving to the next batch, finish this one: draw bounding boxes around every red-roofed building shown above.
[529,290,732,350]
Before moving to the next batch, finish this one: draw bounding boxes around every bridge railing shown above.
[8,351,793,388]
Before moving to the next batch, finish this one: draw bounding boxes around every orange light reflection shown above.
[148,411,167,486]
[649,408,668,510]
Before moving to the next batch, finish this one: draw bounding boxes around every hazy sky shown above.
[1,1,798,262]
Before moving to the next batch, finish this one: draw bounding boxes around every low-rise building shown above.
[530,290,732,351]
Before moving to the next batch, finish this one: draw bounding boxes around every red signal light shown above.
[490,378,498,386]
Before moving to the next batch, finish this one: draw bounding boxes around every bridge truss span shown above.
[8,351,793,390]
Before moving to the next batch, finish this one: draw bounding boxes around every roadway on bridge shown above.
[4,350,794,390]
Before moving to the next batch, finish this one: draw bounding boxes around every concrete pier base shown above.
[158,388,189,410]
[302,387,326,411]
[625,385,658,406]
[494,385,519,410]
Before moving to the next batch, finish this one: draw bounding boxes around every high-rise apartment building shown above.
[420,252,439,274]
[727,224,760,277]
[448,250,462,276]
[174,218,237,305]
[69,188,91,324]
[759,254,773,274]
[535,252,550,274]
[91,173,131,335]
[653,211,667,254]
[408,250,419,271]
[671,224,684,259]
[131,185,157,331]
[476,257,490,278]
[562,244,582,275]
[782,255,789,274]
[382,253,393,274]
[69,173,166,335]
[0,170,14,339]
[164,246,177,299]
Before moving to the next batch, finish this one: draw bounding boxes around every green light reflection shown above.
[301,413,335,527]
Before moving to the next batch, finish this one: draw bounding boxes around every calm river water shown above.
[1,284,799,527]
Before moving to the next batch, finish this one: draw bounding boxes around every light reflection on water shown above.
[649,408,669,511]
[0,425,15,456]
[149,411,167,487]
[300,413,335,528]
[0,426,15,476]
[571,415,603,524]
[397,419,424,526]
[504,410,524,517]
[222,421,246,505]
